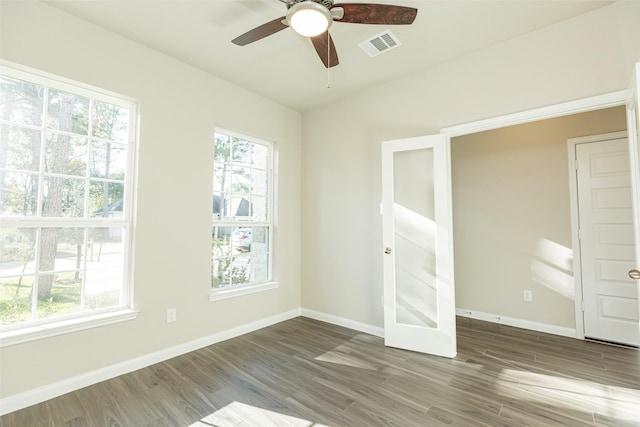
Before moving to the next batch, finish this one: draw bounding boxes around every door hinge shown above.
[581,300,585,311]
[575,159,579,170]
[578,228,582,240]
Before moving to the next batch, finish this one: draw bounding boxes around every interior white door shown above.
[576,136,639,346]
[381,134,456,357]
[627,62,640,338]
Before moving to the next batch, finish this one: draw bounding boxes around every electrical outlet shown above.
[166,308,177,323]
[523,290,533,303]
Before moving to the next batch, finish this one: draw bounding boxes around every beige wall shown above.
[0,1,302,398]
[301,1,640,328]
[452,107,627,328]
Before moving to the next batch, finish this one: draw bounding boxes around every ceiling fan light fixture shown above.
[287,2,333,37]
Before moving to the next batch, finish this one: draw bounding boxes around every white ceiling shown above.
[44,0,614,112]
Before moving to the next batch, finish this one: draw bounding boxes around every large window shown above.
[211,129,274,298]
[0,65,137,343]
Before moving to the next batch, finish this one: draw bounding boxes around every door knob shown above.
[630,269,640,280]
[384,247,392,254]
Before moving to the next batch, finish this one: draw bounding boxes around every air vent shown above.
[359,30,401,57]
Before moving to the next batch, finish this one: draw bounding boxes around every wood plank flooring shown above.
[2,316,639,426]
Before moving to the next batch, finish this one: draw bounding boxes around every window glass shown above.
[212,130,273,291]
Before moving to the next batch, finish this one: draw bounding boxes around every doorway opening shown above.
[443,92,635,341]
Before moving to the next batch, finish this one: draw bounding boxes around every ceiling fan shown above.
[232,0,418,68]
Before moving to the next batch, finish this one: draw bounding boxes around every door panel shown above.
[627,63,640,316]
[577,138,639,346]
[626,62,640,342]
[382,134,456,357]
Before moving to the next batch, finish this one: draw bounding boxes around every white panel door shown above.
[381,134,456,357]
[577,137,639,346]
[627,62,640,339]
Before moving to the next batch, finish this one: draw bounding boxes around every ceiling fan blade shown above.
[231,16,288,46]
[311,31,339,68]
[333,3,417,25]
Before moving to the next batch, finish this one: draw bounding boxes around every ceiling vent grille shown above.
[359,30,401,57]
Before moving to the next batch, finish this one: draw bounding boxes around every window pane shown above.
[0,275,34,325]
[37,227,61,274]
[45,132,88,176]
[228,255,250,285]
[250,196,267,222]
[212,192,223,221]
[46,90,89,135]
[89,181,124,218]
[44,227,85,272]
[247,226,269,282]
[229,195,252,218]
[1,126,42,172]
[0,76,44,127]
[231,166,251,195]
[214,134,230,163]
[0,227,37,278]
[213,163,232,193]
[212,227,232,288]
[212,226,270,289]
[252,143,269,169]
[250,252,269,283]
[0,171,39,216]
[90,141,127,179]
[252,169,267,197]
[92,101,130,143]
[84,227,124,310]
[232,138,252,164]
[42,176,85,217]
[212,226,258,288]
[231,226,252,253]
[36,273,81,320]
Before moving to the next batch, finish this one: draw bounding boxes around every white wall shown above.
[0,1,301,399]
[301,1,640,328]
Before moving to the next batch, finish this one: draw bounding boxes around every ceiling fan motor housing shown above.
[287,0,334,10]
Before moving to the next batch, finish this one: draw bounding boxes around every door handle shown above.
[384,247,392,254]
[630,269,640,280]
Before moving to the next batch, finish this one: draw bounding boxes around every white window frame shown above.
[210,128,278,301]
[0,62,138,347]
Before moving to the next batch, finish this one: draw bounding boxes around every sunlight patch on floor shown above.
[315,342,380,371]
[497,368,640,422]
[190,401,330,427]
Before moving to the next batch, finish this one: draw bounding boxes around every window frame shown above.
[0,62,139,347]
[210,128,278,301]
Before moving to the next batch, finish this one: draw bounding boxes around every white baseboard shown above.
[299,308,575,341]
[456,308,577,338]
[301,308,384,338]
[0,308,301,416]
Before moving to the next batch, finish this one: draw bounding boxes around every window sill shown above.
[0,309,139,348]
[209,281,280,302]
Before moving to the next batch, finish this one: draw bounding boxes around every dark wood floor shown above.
[2,316,639,426]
